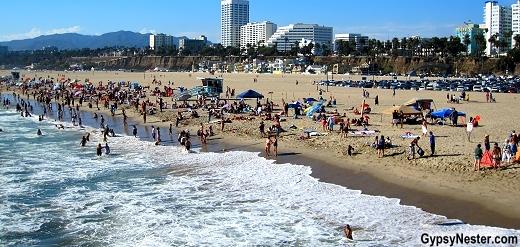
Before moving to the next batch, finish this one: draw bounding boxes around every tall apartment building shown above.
[456,23,486,55]
[221,0,249,48]
[512,1,520,47]
[334,33,369,51]
[483,1,512,55]
[265,23,333,53]
[150,33,174,50]
[239,21,277,50]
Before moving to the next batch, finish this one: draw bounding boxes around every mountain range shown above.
[0,31,211,51]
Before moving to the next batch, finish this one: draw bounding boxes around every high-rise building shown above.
[265,23,333,54]
[512,0,520,47]
[456,23,487,55]
[483,1,512,55]
[239,21,277,50]
[221,0,249,48]
[334,33,369,52]
[150,33,174,50]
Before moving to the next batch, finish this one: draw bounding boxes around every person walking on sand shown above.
[421,118,428,137]
[429,131,435,156]
[473,143,483,171]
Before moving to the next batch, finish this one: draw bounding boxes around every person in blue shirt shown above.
[429,131,435,156]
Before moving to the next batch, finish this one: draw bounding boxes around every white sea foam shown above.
[0,108,518,246]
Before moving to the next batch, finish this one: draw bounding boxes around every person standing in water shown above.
[104,143,110,155]
[344,225,353,240]
[79,136,87,146]
[37,129,42,136]
[132,125,137,138]
[96,143,102,156]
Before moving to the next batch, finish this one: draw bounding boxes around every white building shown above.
[150,33,173,50]
[239,21,277,50]
[512,1,520,47]
[221,0,249,48]
[265,23,333,54]
[483,1,512,55]
[334,33,369,51]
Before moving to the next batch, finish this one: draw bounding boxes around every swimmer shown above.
[56,124,64,129]
[104,143,110,155]
[37,129,42,136]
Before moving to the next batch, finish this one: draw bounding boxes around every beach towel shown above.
[350,130,376,135]
[481,150,495,167]
[309,132,328,136]
[400,132,419,139]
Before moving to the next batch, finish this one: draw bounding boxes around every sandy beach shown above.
[2,69,520,229]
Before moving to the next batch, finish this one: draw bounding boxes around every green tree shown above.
[463,34,471,55]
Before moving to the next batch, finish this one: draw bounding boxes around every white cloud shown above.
[0,26,83,41]
[140,28,156,34]
[44,26,82,35]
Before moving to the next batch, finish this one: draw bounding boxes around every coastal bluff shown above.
[77,55,508,75]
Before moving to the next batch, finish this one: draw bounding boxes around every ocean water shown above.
[0,96,518,246]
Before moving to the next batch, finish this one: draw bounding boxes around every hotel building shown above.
[456,23,487,55]
[265,23,333,53]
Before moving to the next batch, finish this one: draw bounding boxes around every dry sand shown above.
[3,70,520,228]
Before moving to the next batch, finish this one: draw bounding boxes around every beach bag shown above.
[417,148,425,157]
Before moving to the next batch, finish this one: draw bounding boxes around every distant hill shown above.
[0,31,212,51]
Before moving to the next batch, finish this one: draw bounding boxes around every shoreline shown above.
[2,70,520,230]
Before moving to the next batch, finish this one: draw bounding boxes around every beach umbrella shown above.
[304,97,317,102]
[73,85,83,89]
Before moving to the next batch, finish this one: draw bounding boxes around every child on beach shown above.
[347,145,354,156]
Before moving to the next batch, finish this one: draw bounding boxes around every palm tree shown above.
[488,33,497,56]
[463,34,471,56]
[504,30,513,52]
[514,34,520,49]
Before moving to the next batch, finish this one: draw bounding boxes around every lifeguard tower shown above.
[173,77,223,101]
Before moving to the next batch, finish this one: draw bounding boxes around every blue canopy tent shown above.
[431,108,466,118]
[130,82,140,89]
[237,89,264,99]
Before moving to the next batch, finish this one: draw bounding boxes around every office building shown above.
[239,21,277,50]
[483,1,512,55]
[265,23,333,54]
[334,33,369,51]
[221,0,249,48]
[150,33,174,50]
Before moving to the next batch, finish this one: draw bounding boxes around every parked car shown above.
[473,85,482,92]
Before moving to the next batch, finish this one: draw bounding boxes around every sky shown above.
[1,0,518,43]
